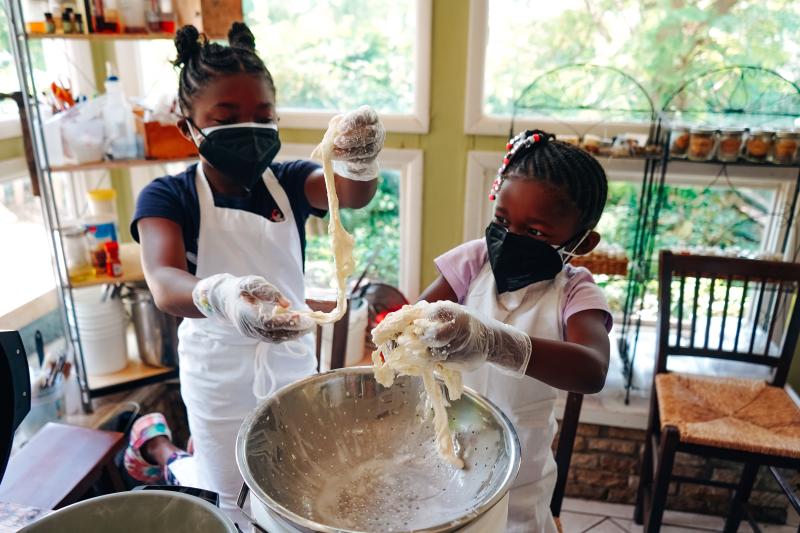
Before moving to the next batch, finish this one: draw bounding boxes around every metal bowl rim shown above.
[235,366,521,533]
[20,490,236,532]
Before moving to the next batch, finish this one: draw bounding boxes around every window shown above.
[119,1,431,132]
[277,144,423,299]
[465,0,800,134]
[243,0,430,132]
[465,151,792,315]
[0,160,57,322]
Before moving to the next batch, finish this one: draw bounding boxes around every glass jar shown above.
[670,126,690,158]
[716,128,744,162]
[745,130,774,162]
[773,130,799,165]
[687,128,717,161]
[60,226,93,282]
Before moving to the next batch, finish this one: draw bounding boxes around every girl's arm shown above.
[524,309,610,394]
[137,217,205,318]
[305,170,378,210]
[418,275,459,304]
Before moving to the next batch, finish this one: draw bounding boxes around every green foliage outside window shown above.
[305,170,400,288]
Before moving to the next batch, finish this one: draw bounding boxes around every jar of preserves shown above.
[745,130,774,162]
[773,130,799,165]
[716,128,744,162]
[670,125,690,158]
[687,128,717,161]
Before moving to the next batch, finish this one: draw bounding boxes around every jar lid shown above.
[718,127,745,134]
[689,127,715,134]
[88,188,117,201]
[748,129,775,135]
[775,129,799,137]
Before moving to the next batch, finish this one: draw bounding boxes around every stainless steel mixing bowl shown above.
[236,366,520,533]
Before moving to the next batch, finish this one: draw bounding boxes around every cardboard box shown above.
[174,0,243,39]
[134,111,198,160]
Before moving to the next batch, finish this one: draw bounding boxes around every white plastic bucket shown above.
[73,287,129,375]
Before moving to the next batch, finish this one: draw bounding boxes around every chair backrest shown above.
[550,391,584,518]
[306,298,351,371]
[656,250,800,386]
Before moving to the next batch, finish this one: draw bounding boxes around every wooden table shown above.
[0,423,125,510]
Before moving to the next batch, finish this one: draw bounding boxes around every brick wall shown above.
[554,423,798,524]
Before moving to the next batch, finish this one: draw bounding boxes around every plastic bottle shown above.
[104,241,123,277]
[102,0,120,32]
[120,0,146,32]
[103,63,138,160]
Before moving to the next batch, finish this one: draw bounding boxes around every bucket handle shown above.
[236,483,268,533]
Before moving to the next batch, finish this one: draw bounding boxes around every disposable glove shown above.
[192,274,314,343]
[416,301,532,375]
[331,105,386,181]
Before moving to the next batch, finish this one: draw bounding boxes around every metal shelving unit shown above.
[5,0,180,411]
[617,66,800,402]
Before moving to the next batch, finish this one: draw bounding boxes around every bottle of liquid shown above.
[102,0,120,32]
[157,0,175,33]
[103,63,137,160]
[120,0,146,32]
[104,241,123,277]
[23,0,50,33]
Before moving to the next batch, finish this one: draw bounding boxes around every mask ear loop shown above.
[559,229,592,265]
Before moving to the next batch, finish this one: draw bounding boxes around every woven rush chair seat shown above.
[655,372,800,459]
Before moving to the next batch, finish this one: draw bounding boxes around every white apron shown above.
[463,262,567,533]
[177,165,317,517]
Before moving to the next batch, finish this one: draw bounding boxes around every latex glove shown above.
[192,273,314,343]
[331,105,386,181]
[416,301,532,375]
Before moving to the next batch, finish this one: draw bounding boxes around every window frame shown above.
[117,0,432,134]
[277,144,424,299]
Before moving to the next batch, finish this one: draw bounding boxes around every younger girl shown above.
[129,23,384,515]
[418,130,612,532]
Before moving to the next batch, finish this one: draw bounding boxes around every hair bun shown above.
[228,22,256,51]
[173,25,203,67]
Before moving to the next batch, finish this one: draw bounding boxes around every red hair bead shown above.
[489,194,496,201]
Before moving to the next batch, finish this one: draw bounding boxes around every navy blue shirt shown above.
[131,161,325,275]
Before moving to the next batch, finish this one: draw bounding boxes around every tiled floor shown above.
[560,498,800,532]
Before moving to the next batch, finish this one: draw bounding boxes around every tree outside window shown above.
[484,0,800,118]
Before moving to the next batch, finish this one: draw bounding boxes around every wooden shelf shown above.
[49,157,197,173]
[27,32,175,41]
[70,242,144,289]
[86,327,177,396]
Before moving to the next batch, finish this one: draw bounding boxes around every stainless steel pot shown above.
[236,367,520,533]
[126,286,177,368]
[20,489,238,532]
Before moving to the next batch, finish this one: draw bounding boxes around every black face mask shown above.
[189,121,281,192]
[485,222,586,293]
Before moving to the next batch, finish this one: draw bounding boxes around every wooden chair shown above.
[307,297,351,371]
[634,251,800,532]
[550,392,584,532]
[0,422,125,510]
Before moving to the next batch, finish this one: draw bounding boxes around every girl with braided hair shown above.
[127,22,385,515]
[417,130,612,532]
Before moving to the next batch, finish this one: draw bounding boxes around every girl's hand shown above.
[192,274,314,343]
[331,105,386,181]
[416,301,532,374]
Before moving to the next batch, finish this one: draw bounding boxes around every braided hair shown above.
[489,130,608,230]
[173,22,275,115]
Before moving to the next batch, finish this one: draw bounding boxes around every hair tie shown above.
[488,130,550,200]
